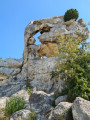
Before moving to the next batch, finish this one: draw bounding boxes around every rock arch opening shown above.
[33,32,41,45]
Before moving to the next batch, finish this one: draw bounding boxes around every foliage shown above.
[26,109,37,120]
[26,82,32,96]
[64,8,79,22]
[5,97,25,116]
[51,34,90,102]
[62,52,90,102]
[0,108,10,120]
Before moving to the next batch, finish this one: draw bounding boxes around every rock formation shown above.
[0,16,89,120]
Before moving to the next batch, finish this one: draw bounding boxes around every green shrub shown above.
[51,52,90,102]
[51,34,90,102]
[26,82,32,96]
[64,8,79,22]
[65,53,90,102]
[5,96,25,116]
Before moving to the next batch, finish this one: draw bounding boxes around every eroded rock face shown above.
[72,97,90,120]
[24,16,89,61]
[0,16,89,96]
[0,58,26,97]
[23,16,89,92]
[0,58,23,68]
[0,16,89,120]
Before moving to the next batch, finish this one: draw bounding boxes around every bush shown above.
[64,8,79,22]
[5,96,25,116]
[65,52,90,102]
[51,34,90,102]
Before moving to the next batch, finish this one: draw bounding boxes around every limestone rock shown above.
[27,37,36,45]
[38,43,59,57]
[28,57,64,92]
[52,102,72,120]
[72,97,90,120]
[55,95,67,105]
[28,45,40,59]
[78,18,86,27]
[11,89,30,103]
[0,74,9,86]
[0,97,9,109]
[0,58,23,68]
[0,67,21,76]
[10,109,31,120]
[30,90,54,118]
[63,19,75,26]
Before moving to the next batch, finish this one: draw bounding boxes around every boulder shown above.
[38,43,59,57]
[30,90,54,119]
[52,102,72,120]
[72,97,90,120]
[10,109,31,120]
[0,97,9,109]
[55,95,67,105]
[78,18,86,27]
[11,89,30,103]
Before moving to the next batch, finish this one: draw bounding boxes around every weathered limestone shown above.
[72,97,90,120]
[78,18,86,27]
[0,16,89,120]
[0,58,23,68]
[0,16,89,96]
[30,90,54,120]
[10,109,31,120]
[0,58,26,97]
[0,97,9,109]
[23,16,89,92]
[38,43,59,57]
[49,102,72,120]
[55,95,67,105]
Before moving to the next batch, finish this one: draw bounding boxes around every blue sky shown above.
[0,0,90,59]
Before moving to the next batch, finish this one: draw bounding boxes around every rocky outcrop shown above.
[0,16,89,120]
[72,97,90,120]
[23,15,89,92]
[24,16,88,61]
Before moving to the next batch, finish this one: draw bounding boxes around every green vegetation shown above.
[51,34,90,102]
[5,97,25,116]
[0,108,10,120]
[64,8,79,22]
[26,82,32,96]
